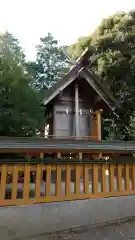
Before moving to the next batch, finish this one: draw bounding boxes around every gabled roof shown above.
[43,48,121,112]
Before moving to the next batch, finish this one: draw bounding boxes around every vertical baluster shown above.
[23,165,30,201]
[84,164,88,194]
[46,164,51,196]
[133,164,135,191]
[0,164,7,204]
[110,164,114,193]
[12,165,18,202]
[56,164,61,197]
[125,164,130,192]
[118,165,122,192]
[105,165,110,192]
[129,165,134,191]
[36,164,41,199]
[75,165,80,195]
[66,164,70,197]
[93,164,98,194]
[101,164,106,193]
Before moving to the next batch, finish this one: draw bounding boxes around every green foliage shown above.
[0,31,25,64]
[0,32,44,137]
[28,33,69,92]
[69,10,135,140]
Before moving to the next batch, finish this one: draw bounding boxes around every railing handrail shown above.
[0,157,134,164]
[0,162,135,206]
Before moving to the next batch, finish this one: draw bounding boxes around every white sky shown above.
[0,0,134,60]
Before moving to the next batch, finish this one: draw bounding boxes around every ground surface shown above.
[27,218,135,240]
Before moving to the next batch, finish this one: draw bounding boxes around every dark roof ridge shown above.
[43,48,121,112]
[43,61,84,105]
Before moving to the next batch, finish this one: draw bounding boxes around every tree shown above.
[28,33,69,92]
[0,31,25,65]
[68,10,135,140]
[0,32,44,137]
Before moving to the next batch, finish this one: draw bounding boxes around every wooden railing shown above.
[0,160,135,206]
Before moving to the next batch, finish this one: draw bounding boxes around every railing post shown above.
[125,164,130,192]
[12,165,18,202]
[93,164,98,194]
[133,164,135,191]
[46,165,51,196]
[118,165,122,192]
[56,165,61,197]
[24,165,30,201]
[36,164,41,199]
[84,164,89,194]
[75,165,80,195]
[110,164,114,192]
[102,164,106,193]
[66,164,70,197]
[0,164,7,204]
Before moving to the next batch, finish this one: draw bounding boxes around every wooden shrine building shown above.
[1,49,135,211]
[43,48,121,140]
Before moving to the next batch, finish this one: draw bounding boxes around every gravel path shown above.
[27,218,135,240]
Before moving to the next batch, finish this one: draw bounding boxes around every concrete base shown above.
[0,195,135,239]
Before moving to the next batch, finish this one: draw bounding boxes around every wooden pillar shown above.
[91,110,101,140]
[75,83,79,137]
[96,110,101,140]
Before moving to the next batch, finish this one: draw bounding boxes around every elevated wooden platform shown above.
[0,137,134,153]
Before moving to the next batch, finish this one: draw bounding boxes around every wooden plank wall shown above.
[0,163,135,206]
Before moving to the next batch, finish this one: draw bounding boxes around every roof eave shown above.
[81,68,121,111]
[43,67,84,106]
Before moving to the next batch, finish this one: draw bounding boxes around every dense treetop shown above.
[0,32,44,136]
[69,10,135,139]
